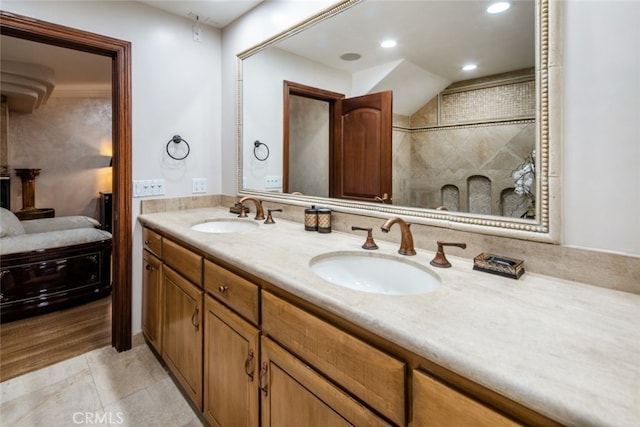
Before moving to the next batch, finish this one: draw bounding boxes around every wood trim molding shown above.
[1,11,133,351]
[282,80,344,194]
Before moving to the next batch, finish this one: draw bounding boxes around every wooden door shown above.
[204,296,260,427]
[162,266,203,410]
[260,337,390,427]
[141,249,162,353]
[332,91,393,203]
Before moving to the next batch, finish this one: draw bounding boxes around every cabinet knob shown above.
[145,264,155,271]
[144,240,151,245]
[218,285,228,294]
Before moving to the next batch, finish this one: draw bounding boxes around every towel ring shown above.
[253,140,269,161]
[166,135,190,160]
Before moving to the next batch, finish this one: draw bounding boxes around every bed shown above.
[0,208,112,323]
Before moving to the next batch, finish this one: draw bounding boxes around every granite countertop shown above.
[138,207,640,427]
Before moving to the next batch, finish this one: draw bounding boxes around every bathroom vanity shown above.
[138,207,639,427]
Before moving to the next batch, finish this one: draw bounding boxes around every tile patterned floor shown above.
[0,338,203,427]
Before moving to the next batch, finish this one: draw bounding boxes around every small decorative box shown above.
[473,253,525,279]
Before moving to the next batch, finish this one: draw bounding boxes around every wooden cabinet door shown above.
[142,249,162,352]
[261,337,390,427]
[412,369,521,427]
[204,295,260,427]
[262,292,405,425]
[162,265,203,410]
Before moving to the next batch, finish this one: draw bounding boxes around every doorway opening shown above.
[283,81,393,203]
[1,12,133,352]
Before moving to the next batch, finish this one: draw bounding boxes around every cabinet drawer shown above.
[262,292,405,426]
[162,238,202,286]
[412,369,521,427]
[142,227,162,257]
[204,259,259,325]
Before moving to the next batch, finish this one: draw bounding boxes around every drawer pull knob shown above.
[144,240,151,245]
[245,349,255,381]
[259,361,269,396]
[191,307,200,330]
[219,285,228,294]
[145,264,155,271]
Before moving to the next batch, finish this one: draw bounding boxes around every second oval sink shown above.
[191,218,259,233]
[309,251,441,295]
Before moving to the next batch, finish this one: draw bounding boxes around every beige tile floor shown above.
[0,338,203,427]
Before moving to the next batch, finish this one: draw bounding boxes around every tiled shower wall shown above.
[393,70,536,217]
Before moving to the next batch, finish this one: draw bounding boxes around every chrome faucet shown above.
[238,196,265,220]
[380,217,416,256]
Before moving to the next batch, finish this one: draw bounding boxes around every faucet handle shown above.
[351,226,379,250]
[237,204,249,218]
[430,241,467,268]
[264,209,282,224]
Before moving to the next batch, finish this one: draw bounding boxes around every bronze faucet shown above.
[380,217,416,256]
[264,208,282,224]
[430,241,467,268]
[351,226,379,250]
[238,196,265,220]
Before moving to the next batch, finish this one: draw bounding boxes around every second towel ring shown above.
[253,140,269,161]
[166,135,190,160]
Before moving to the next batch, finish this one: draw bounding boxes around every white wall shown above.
[242,46,350,190]
[221,1,341,196]
[562,1,640,255]
[224,0,640,257]
[2,0,223,333]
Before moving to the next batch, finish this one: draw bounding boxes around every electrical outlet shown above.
[192,178,207,194]
[265,175,282,189]
[153,179,165,196]
[133,179,166,197]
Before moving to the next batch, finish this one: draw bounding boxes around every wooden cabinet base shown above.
[203,296,259,427]
[162,265,203,410]
[261,337,390,427]
[412,369,521,427]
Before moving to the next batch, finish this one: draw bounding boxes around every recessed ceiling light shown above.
[487,2,510,14]
[462,64,478,71]
[380,40,397,49]
[340,52,361,61]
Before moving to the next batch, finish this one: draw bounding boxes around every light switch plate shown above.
[192,178,207,193]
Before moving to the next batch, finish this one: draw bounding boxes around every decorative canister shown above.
[317,208,332,233]
[304,205,318,231]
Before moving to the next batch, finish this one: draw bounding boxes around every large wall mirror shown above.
[237,0,560,243]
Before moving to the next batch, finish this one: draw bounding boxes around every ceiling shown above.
[1,0,534,115]
[271,1,535,115]
[0,0,263,112]
[137,0,264,28]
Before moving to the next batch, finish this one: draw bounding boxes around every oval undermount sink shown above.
[309,251,441,295]
[191,219,259,233]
